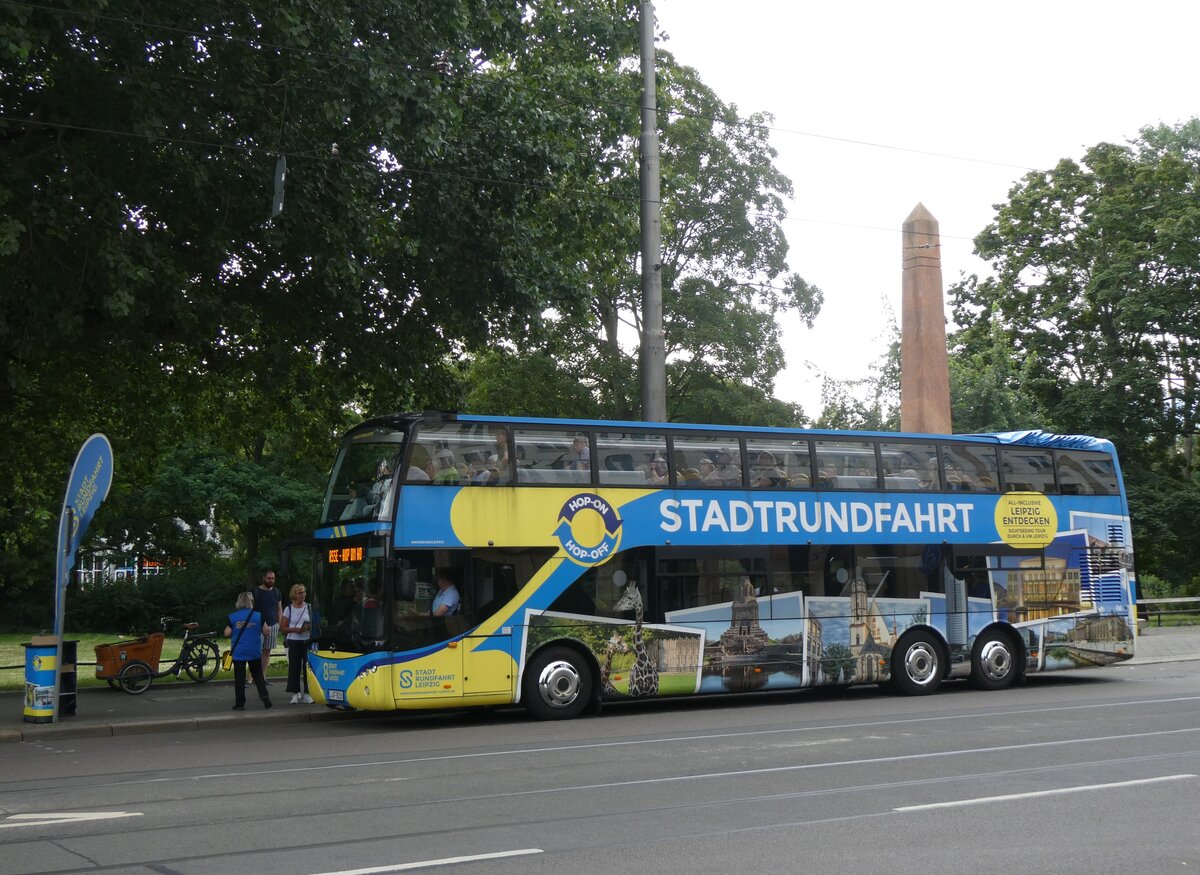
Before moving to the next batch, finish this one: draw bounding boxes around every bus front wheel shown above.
[523,646,593,721]
[891,631,942,696]
[971,629,1019,691]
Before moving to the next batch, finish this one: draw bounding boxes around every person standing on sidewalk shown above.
[224,592,272,710]
[281,583,314,704]
[253,569,283,684]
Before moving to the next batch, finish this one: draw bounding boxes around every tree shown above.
[0,1,644,594]
[947,290,1047,433]
[472,47,823,424]
[951,120,1200,586]
[814,312,899,431]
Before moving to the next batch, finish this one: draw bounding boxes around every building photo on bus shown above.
[280,412,1135,720]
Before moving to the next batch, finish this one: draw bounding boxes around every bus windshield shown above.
[321,425,408,525]
[310,538,388,652]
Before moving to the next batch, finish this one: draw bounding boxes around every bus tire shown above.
[891,630,942,696]
[523,646,593,721]
[971,629,1019,691]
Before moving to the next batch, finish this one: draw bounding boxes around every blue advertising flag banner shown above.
[61,434,115,567]
[54,434,114,637]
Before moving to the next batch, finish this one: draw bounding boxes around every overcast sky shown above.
[652,0,1199,418]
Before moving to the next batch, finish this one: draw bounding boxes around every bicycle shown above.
[100,617,222,695]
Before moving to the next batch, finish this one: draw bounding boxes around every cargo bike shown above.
[94,616,222,694]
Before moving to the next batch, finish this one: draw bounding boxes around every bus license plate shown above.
[327,689,345,702]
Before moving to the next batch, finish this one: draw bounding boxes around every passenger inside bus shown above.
[432,449,461,484]
[673,450,700,484]
[706,449,741,485]
[339,484,370,520]
[564,435,590,471]
[919,459,940,490]
[753,452,787,487]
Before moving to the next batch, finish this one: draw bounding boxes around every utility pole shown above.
[639,0,666,422]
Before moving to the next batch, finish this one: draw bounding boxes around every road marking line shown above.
[309,848,543,874]
[174,697,1200,783]
[894,774,1197,812]
[0,811,143,829]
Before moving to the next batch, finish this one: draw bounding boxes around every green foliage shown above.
[1136,573,1175,599]
[461,349,603,419]
[951,119,1200,582]
[0,1,645,599]
[501,46,824,422]
[815,313,899,431]
[65,560,245,635]
[0,2,821,614]
[948,298,1047,432]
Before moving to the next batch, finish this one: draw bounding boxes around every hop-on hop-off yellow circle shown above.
[570,507,608,548]
[994,492,1058,548]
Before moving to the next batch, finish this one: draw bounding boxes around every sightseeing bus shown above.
[283,412,1136,720]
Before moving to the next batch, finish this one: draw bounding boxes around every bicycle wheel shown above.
[118,661,154,695]
[182,639,221,683]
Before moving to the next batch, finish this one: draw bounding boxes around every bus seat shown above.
[601,469,648,485]
[539,469,588,484]
[605,453,634,472]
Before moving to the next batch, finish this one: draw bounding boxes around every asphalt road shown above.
[2,662,1198,874]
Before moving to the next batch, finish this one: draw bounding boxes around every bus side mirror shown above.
[395,568,417,601]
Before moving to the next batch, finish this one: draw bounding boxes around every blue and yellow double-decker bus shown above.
[285,412,1136,720]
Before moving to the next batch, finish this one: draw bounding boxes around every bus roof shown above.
[350,413,1117,455]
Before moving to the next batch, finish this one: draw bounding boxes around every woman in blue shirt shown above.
[224,592,272,710]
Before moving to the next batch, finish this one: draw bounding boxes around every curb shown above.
[6,707,371,743]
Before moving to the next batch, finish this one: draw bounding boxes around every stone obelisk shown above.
[900,203,952,434]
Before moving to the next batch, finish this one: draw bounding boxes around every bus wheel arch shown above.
[970,624,1023,691]
[890,627,946,696]
[521,642,597,721]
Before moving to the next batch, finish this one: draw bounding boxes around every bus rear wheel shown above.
[523,646,593,721]
[891,631,942,696]
[971,629,1019,691]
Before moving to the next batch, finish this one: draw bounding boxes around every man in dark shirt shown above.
[253,569,283,682]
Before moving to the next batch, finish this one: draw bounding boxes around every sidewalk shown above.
[0,672,373,744]
[3,626,1197,744]
[1129,621,1200,664]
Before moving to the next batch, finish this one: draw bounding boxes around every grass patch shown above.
[1144,612,1200,628]
[0,632,288,692]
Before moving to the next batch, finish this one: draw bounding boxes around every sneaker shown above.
[262,698,273,709]
[263,681,273,687]
[301,694,314,704]
[232,704,244,711]
[290,693,300,705]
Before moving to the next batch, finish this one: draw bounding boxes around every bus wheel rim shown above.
[904,643,938,686]
[978,639,1012,681]
[537,660,581,708]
